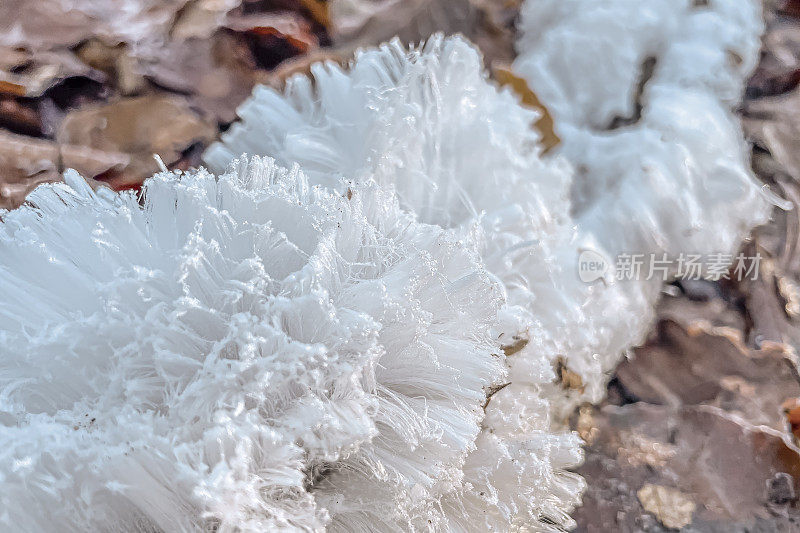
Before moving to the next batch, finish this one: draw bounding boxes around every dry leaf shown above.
[745,89,800,181]
[0,96,42,136]
[555,356,585,392]
[172,0,243,40]
[783,398,800,443]
[617,319,800,430]
[574,404,800,529]
[56,95,215,183]
[0,0,242,62]
[329,0,475,48]
[225,12,319,58]
[140,33,259,123]
[492,64,560,153]
[0,130,128,209]
[779,275,800,318]
[75,40,144,96]
[263,49,345,90]
[748,11,800,97]
[1,0,179,54]
[0,47,99,98]
[299,0,331,28]
[327,0,519,64]
[492,65,561,153]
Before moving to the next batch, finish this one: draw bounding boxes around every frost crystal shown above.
[3,0,770,529]
[514,0,771,410]
[0,157,505,531]
[205,35,586,529]
[204,1,771,521]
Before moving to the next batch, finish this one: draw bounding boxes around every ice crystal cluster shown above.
[0,0,772,531]
[206,34,588,527]
[513,0,771,410]
[205,0,770,416]
[0,159,516,530]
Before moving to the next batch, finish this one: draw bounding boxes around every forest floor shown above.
[2,1,800,531]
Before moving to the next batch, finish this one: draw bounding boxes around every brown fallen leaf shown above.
[0,81,25,98]
[492,64,561,153]
[0,96,42,136]
[299,0,332,28]
[616,318,800,430]
[56,95,215,184]
[747,16,800,97]
[779,275,800,318]
[262,49,345,90]
[329,0,475,48]
[226,12,320,70]
[501,337,528,357]
[0,0,243,68]
[75,40,144,96]
[777,0,800,20]
[0,47,100,98]
[744,88,800,181]
[738,255,791,348]
[224,12,319,47]
[658,289,746,330]
[141,32,259,124]
[555,356,585,393]
[0,0,180,54]
[327,0,520,65]
[172,0,243,41]
[573,403,800,530]
[468,0,522,64]
[0,130,128,209]
[783,398,800,443]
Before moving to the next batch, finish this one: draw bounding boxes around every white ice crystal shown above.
[205,35,586,529]
[514,0,771,410]
[205,35,575,347]
[0,1,773,531]
[204,2,772,522]
[0,157,506,531]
